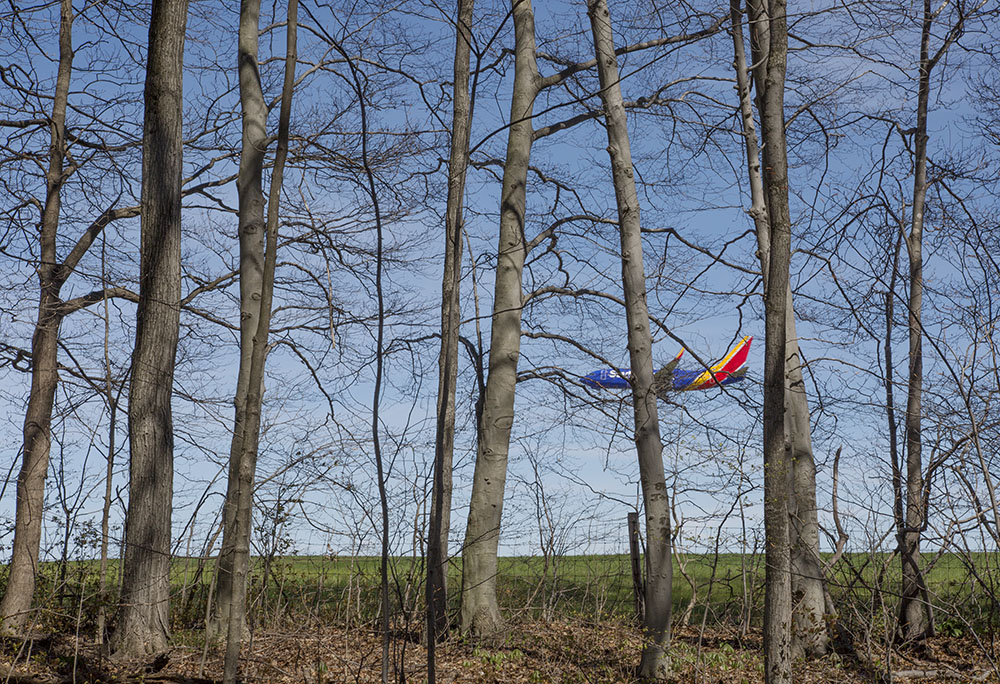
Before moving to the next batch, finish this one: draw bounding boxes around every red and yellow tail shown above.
[684,336,752,391]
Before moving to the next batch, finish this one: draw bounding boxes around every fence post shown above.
[627,511,644,623]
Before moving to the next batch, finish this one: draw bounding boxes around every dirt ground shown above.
[1,619,996,683]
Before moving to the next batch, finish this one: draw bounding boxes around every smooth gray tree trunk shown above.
[111,0,189,658]
[428,0,474,654]
[220,4,296,682]
[459,0,539,639]
[785,318,828,658]
[587,0,671,676]
[211,0,271,643]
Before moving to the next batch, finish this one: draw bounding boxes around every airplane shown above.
[580,336,752,396]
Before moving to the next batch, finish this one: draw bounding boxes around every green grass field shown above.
[9,550,1000,637]
[6,550,999,684]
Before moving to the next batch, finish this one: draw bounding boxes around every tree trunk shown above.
[0,0,73,634]
[459,0,539,639]
[211,0,271,643]
[111,0,189,658]
[427,0,475,655]
[753,0,794,678]
[221,4,296,682]
[785,313,828,658]
[586,0,671,676]
[97,287,120,644]
[898,0,933,640]
[2,311,64,635]
[732,0,827,658]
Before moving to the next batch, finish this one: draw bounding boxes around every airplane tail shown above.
[683,335,752,391]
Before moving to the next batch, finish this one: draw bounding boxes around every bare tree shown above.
[460,0,541,638]
[216,1,297,682]
[0,0,141,633]
[212,0,283,644]
[896,5,932,634]
[744,0,794,677]
[97,275,125,644]
[586,0,671,676]
[111,0,190,657]
[0,0,76,634]
[893,0,987,643]
[427,0,475,657]
[730,0,828,658]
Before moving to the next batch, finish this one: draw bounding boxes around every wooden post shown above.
[628,511,644,624]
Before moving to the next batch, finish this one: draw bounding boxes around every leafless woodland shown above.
[2,0,1000,681]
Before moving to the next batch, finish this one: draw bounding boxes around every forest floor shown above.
[2,618,997,683]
